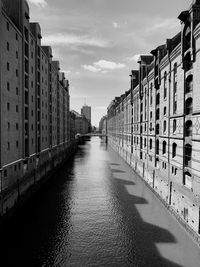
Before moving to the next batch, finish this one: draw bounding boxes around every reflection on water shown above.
[0,137,200,267]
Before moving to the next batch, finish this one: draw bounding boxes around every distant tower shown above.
[81,104,91,123]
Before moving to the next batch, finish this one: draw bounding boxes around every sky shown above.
[27,0,192,127]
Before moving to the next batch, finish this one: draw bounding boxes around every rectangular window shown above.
[16,141,19,148]
[16,87,19,95]
[7,42,9,51]
[7,22,9,31]
[7,82,10,91]
[16,105,18,112]
[7,142,10,150]
[7,102,10,111]
[7,62,9,71]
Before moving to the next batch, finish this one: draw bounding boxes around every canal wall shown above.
[0,141,78,223]
[108,140,200,245]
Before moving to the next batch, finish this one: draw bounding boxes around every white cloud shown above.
[63,70,71,76]
[146,18,178,33]
[82,65,100,73]
[95,60,125,70]
[128,54,140,62]
[112,22,120,29]
[82,60,125,73]
[42,33,109,48]
[28,0,47,8]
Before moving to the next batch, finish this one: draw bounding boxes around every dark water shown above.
[1,137,200,267]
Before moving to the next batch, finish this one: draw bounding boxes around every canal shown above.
[1,137,200,267]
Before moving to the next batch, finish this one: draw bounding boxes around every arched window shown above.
[150,139,152,150]
[184,144,192,166]
[174,63,177,78]
[156,108,160,120]
[164,107,167,116]
[173,119,177,133]
[186,74,193,93]
[140,137,143,149]
[163,141,166,154]
[156,123,159,135]
[150,83,153,105]
[164,71,167,99]
[185,97,193,115]
[173,63,177,114]
[172,143,177,158]
[163,120,167,133]
[185,120,192,136]
[156,139,159,155]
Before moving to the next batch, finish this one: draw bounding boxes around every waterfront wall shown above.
[107,0,200,238]
[0,0,76,219]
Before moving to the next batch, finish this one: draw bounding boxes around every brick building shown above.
[0,0,73,214]
[71,110,90,135]
[107,0,200,236]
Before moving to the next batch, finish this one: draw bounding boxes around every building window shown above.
[16,69,18,77]
[163,141,166,154]
[7,42,9,51]
[164,107,166,116]
[16,105,18,112]
[7,82,10,91]
[172,143,177,158]
[16,33,18,40]
[7,102,10,111]
[16,51,18,59]
[16,87,19,95]
[184,144,192,167]
[185,120,192,137]
[173,119,176,133]
[16,141,19,148]
[164,71,167,99]
[7,142,10,150]
[16,123,19,130]
[185,97,193,115]
[7,22,9,31]
[173,63,177,114]
[4,170,7,178]
[156,139,159,154]
[150,83,153,105]
[7,62,10,71]
[150,139,152,150]
[163,120,167,133]
[7,122,10,130]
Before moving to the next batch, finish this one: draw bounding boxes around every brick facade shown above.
[107,0,200,236]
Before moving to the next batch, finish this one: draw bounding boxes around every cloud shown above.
[28,0,47,8]
[112,22,120,29]
[63,70,71,76]
[95,60,125,70]
[128,54,140,62]
[42,33,109,48]
[82,60,125,73]
[82,65,100,73]
[146,18,178,33]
